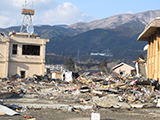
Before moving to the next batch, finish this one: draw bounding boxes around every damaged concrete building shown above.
[137,18,160,80]
[0,3,49,78]
[0,32,49,78]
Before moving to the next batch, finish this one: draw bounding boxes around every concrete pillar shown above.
[157,28,160,80]
[150,37,152,79]
[154,32,158,79]
[40,40,46,76]
[4,41,9,77]
[156,31,159,80]
[150,35,153,78]
[147,37,151,78]
[152,34,155,79]
[18,44,22,56]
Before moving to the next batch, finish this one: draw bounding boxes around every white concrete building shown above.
[0,32,49,78]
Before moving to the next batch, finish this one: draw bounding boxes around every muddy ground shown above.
[1,108,160,120]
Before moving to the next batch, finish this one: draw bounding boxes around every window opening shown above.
[22,45,40,56]
[119,71,125,76]
[20,71,25,78]
[12,44,17,54]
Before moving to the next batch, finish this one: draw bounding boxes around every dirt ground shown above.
[1,108,160,120]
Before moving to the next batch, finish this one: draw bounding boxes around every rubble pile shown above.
[0,73,160,118]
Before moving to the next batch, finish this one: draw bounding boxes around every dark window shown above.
[120,71,125,75]
[22,45,40,56]
[20,71,25,78]
[120,71,123,75]
[12,44,17,54]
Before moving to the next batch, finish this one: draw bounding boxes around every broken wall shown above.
[8,62,42,78]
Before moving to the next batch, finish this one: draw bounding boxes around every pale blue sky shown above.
[0,0,160,28]
[57,0,160,19]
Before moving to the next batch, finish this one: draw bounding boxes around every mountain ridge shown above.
[0,10,158,63]
[66,10,160,32]
[46,20,146,61]
[0,10,159,39]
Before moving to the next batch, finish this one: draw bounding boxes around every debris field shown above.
[1,72,160,119]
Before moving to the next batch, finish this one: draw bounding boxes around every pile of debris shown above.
[0,72,160,118]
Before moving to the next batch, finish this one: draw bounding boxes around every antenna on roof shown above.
[25,0,27,8]
[20,0,35,35]
[31,1,34,9]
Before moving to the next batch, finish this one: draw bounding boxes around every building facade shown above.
[0,32,49,78]
[137,19,160,80]
[111,62,135,78]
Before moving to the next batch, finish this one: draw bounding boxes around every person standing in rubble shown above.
[62,73,65,81]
